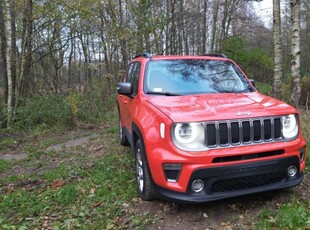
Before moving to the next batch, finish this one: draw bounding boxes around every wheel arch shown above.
[132,122,154,179]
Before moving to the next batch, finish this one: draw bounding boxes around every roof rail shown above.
[134,52,152,59]
[202,53,228,58]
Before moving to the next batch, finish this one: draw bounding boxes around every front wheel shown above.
[135,139,156,201]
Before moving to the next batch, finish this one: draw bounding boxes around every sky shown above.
[253,0,273,28]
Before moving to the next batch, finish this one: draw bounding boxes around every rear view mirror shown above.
[117,82,132,95]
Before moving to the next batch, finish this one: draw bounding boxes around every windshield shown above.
[144,59,255,95]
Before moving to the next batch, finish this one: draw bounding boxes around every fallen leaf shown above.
[94,146,104,151]
[90,187,96,194]
[122,203,129,208]
[51,180,65,190]
[92,201,101,208]
[54,201,61,207]
[106,223,114,230]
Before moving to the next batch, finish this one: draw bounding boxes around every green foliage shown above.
[281,77,292,103]
[14,94,72,131]
[10,77,117,131]
[256,198,310,229]
[222,36,273,84]
[77,90,116,124]
[0,150,138,228]
[0,107,8,129]
[255,82,272,96]
[53,185,79,206]
[0,159,10,171]
[300,76,310,106]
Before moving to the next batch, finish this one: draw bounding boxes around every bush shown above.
[14,94,72,130]
[77,90,116,124]
[222,36,273,84]
[255,82,272,96]
[13,77,117,131]
[300,76,310,107]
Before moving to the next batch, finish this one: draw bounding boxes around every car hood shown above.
[146,93,297,122]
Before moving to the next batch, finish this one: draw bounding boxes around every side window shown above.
[132,63,141,96]
[125,63,135,82]
[124,62,141,96]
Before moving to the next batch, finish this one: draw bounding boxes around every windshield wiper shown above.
[146,91,182,96]
[217,89,248,93]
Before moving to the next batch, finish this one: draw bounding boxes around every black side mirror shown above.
[117,82,132,95]
[249,79,256,87]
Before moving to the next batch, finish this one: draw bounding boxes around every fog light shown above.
[191,179,204,193]
[163,164,182,182]
[287,165,297,177]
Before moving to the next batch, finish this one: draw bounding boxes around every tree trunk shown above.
[3,0,14,128]
[202,0,208,54]
[0,1,8,104]
[272,0,283,99]
[211,1,219,52]
[16,0,33,103]
[290,0,301,107]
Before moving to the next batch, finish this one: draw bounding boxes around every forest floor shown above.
[0,119,309,229]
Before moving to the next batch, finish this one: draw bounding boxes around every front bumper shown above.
[153,156,304,203]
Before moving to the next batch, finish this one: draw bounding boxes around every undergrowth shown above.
[0,78,116,132]
[0,111,151,229]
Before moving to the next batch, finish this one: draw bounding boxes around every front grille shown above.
[211,172,284,193]
[205,117,282,148]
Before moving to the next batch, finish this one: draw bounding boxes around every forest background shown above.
[0,0,310,229]
[0,0,309,130]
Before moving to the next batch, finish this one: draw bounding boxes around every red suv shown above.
[117,53,307,203]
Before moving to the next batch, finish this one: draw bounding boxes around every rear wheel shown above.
[135,139,155,201]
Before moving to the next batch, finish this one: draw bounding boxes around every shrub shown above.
[77,90,116,124]
[222,36,273,84]
[14,94,72,130]
[255,82,272,96]
[300,76,310,107]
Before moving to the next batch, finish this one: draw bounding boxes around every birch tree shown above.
[290,0,301,107]
[272,0,283,98]
[3,0,15,128]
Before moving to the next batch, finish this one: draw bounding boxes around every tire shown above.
[119,115,129,146]
[134,139,156,201]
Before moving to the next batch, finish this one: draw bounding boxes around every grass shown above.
[255,197,310,229]
[0,144,140,228]
[255,137,310,229]
[0,102,309,229]
[0,159,10,171]
[0,107,154,229]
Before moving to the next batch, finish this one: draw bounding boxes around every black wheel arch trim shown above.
[132,122,156,184]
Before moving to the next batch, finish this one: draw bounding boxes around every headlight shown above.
[282,114,298,139]
[174,123,198,144]
[172,122,205,151]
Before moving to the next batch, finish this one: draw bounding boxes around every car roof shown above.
[132,53,229,62]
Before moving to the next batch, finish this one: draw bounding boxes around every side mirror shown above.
[117,82,132,95]
[249,79,256,87]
